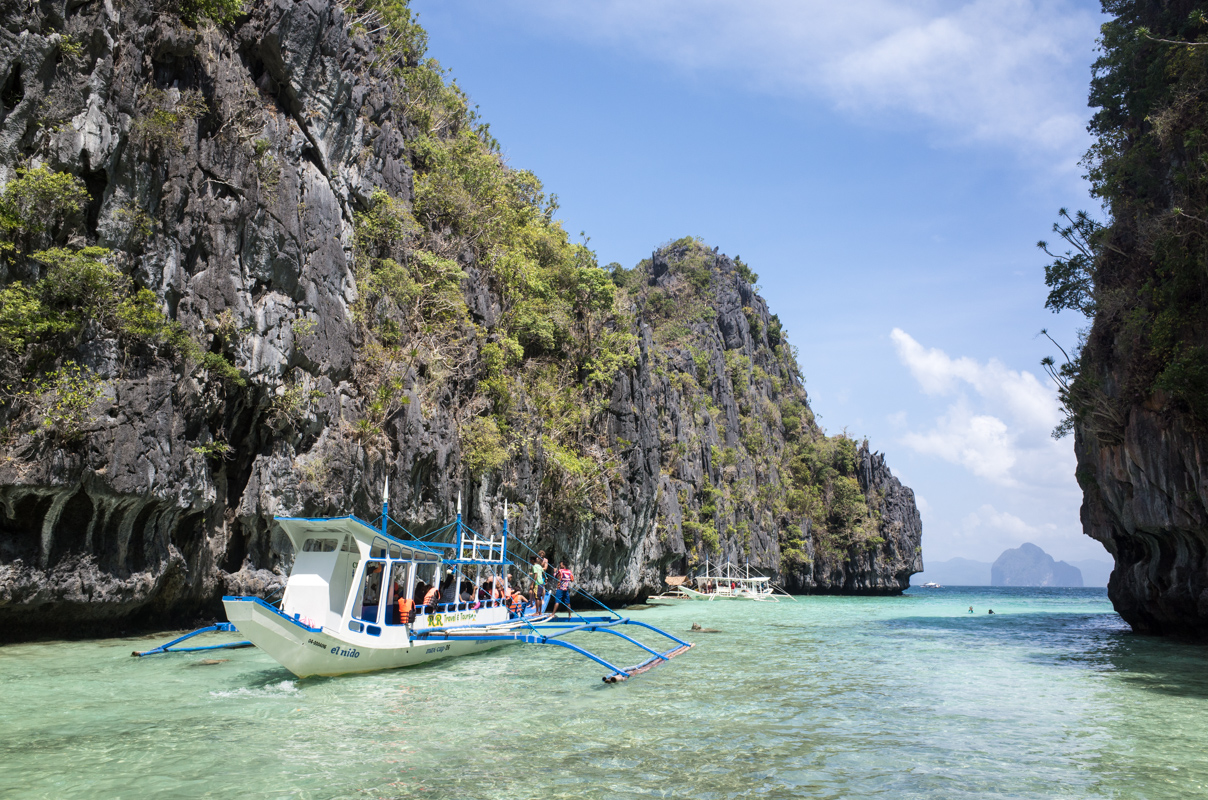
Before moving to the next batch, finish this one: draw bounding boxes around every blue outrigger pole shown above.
[410,497,694,682]
[132,623,252,657]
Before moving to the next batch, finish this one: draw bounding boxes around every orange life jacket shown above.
[423,587,439,606]
[397,597,414,623]
[509,593,526,614]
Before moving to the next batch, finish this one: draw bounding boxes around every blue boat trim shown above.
[222,595,325,633]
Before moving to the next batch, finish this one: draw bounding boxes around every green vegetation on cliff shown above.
[0,0,905,580]
[1044,1,1208,437]
[623,237,883,567]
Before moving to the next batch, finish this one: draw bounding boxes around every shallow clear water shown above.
[3,587,1208,799]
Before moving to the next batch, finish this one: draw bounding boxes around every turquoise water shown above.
[2,588,1208,799]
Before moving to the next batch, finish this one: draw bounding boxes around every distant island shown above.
[991,543,1082,587]
[913,546,1112,587]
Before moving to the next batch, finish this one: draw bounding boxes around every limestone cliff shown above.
[1046,1,1208,636]
[0,0,920,638]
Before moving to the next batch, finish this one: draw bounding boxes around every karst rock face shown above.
[0,0,920,638]
[1076,403,1208,635]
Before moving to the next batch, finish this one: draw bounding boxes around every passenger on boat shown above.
[476,579,492,601]
[422,582,440,608]
[459,580,474,603]
[413,581,429,611]
[508,590,527,617]
[550,561,574,619]
[530,555,546,606]
[439,574,457,605]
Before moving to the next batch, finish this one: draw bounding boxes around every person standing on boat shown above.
[530,555,546,609]
[551,560,574,619]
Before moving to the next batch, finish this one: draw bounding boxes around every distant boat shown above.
[921,582,942,588]
[653,559,795,602]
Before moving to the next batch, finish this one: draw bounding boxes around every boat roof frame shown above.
[699,560,772,582]
[275,514,446,560]
[274,514,518,567]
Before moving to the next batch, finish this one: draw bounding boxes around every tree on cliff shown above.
[1043,0,1208,437]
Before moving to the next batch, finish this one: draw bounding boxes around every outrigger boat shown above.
[138,484,693,683]
[654,559,795,602]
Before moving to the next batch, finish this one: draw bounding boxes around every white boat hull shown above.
[224,597,521,678]
[678,586,776,602]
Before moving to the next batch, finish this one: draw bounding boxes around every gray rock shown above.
[0,0,922,640]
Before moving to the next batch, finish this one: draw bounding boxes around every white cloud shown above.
[508,0,1100,160]
[890,328,1073,488]
[890,328,1059,432]
[901,400,1016,483]
[962,503,1047,542]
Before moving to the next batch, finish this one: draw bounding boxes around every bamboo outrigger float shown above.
[140,483,693,683]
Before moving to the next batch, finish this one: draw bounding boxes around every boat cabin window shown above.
[370,537,390,558]
[389,543,402,559]
[354,560,387,623]
[301,537,338,553]
[385,561,414,626]
[341,535,355,552]
[412,562,440,608]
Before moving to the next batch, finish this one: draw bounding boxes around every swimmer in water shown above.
[969,606,974,613]
[988,609,995,614]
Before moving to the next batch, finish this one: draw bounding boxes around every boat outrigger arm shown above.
[138,486,694,683]
[414,615,694,683]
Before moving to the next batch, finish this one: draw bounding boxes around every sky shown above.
[410,0,1111,565]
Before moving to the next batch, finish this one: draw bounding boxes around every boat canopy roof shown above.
[699,561,771,583]
[275,515,442,561]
